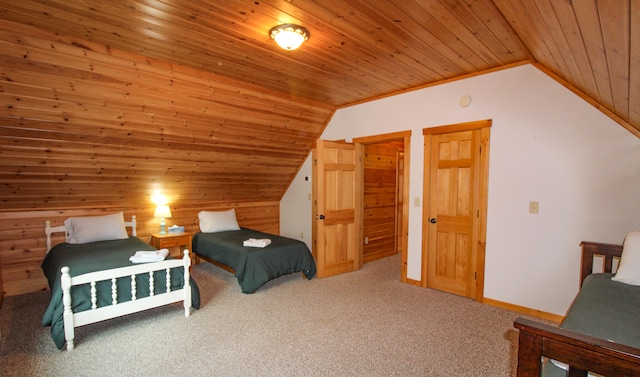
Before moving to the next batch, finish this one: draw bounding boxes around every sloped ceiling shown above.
[1,0,636,134]
[0,0,638,211]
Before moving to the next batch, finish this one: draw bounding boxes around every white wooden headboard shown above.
[45,215,138,253]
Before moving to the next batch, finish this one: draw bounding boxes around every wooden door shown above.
[423,121,490,300]
[312,140,362,278]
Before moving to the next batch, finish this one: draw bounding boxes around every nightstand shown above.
[150,232,192,260]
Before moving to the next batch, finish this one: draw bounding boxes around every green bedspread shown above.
[542,273,640,376]
[192,228,316,293]
[41,237,200,349]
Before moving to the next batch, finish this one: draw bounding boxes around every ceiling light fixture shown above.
[269,24,310,51]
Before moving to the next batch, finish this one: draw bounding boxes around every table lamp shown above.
[153,205,172,234]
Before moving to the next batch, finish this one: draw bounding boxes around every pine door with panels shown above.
[423,121,490,300]
[312,139,363,278]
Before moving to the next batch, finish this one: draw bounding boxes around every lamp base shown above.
[159,218,167,234]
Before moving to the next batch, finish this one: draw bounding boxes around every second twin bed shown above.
[192,209,316,294]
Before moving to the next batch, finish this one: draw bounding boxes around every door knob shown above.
[429,218,437,224]
[316,214,325,220]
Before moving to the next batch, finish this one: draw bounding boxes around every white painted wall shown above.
[280,156,313,250]
[281,64,640,316]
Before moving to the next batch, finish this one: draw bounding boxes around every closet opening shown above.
[353,131,410,281]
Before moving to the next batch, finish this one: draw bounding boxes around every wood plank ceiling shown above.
[1,0,637,130]
[0,0,638,211]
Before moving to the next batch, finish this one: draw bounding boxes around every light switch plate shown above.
[529,201,539,214]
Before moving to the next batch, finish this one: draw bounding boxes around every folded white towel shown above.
[129,248,169,263]
[243,238,271,248]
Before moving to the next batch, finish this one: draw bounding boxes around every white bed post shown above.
[45,221,52,252]
[60,266,76,351]
[183,249,192,318]
[45,220,69,253]
[130,215,137,237]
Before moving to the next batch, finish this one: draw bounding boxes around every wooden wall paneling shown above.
[441,0,531,63]
[530,0,589,91]
[1,35,330,131]
[597,0,630,117]
[0,250,3,306]
[569,0,618,112]
[491,0,563,76]
[396,151,404,254]
[376,1,499,68]
[0,19,333,214]
[191,0,415,90]
[0,209,134,296]
[329,0,467,75]
[362,140,404,263]
[0,201,280,297]
[542,0,599,100]
[187,2,403,101]
[0,0,531,108]
[129,1,370,100]
[0,0,387,104]
[0,18,323,296]
[298,0,452,80]
[1,0,638,135]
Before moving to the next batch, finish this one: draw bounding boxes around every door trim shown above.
[422,120,491,301]
[353,131,411,283]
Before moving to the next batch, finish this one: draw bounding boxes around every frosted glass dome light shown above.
[269,24,310,51]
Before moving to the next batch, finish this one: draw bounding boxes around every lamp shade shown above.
[269,24,309,51]
[153,205,172,219]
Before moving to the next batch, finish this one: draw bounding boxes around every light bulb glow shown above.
[269,24,310,51]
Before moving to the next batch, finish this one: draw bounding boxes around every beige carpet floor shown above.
[0,254,544,376]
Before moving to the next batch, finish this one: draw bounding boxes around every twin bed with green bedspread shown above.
[42,235,200,350]
[541,272,640,376]
[514,240,640,377]
[192,228,316,294]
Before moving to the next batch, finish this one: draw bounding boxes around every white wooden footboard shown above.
[60,250,192,351]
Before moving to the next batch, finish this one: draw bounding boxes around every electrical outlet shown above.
[300,232,304,239]
[364,237,369,245]
[414,197,420,207]
[529,201,539,214]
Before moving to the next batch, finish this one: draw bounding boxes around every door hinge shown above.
[479,146,482,155]
[474,271,477,280]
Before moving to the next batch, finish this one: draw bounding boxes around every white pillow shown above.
[612,231,640,285]
[64,212,129,244]
[198,209,241,233]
